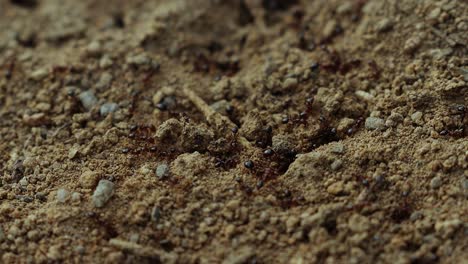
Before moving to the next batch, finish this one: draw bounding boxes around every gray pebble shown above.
[151,206,162,222]
[78,90,98,111]
[19,177,28,187]
[462,179,468,190]
[462,179,468,197]
[365,117,385,131]
[75,245,85,254]
[460,68,468,82]
[86,41,102,57]
[92,180,115,208]
[56,188,70,203]
[411,111,423,124]
[100,102,119,117]
[331,143,345,154]
[16,195,34,203]
[160,96,176,110]
[330,159,343,171]
[71,192,82,202]
[99,56,114,68]
[210,100,230,115]
[156,164,170,179]
[430,176,442,189]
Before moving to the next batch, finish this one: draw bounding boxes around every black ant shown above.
[128,90,141,115]
[274,188,305,209]
[439,128,465,137]
[210,127,241,170]
[52,65,70,79]
[439,105,466,138]
[306,114,340,150]
[128,124,155,142]
[235,177,253,195]
[451,104,466,122]
[122,124,160,155]
[346,117,364,135]
[4,60,15,80]
[143,63,160,86]
[291,97,314,126]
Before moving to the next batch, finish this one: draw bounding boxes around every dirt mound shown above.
[0,0,466,263]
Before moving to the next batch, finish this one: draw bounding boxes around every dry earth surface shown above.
[0,0,467,263]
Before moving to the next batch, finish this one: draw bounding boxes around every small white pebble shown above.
[100,103,119,117]
[365,117,385,131]
[19,177,28,187]
[99,56,114,68]
[78,90,98,111]
[411,111,423,124]
[92,180,115,208]
[355,90,374,101]
[57,189,70,203]
[71,192,82,202]
[156,164,170,179]
[86,41,102,57]
[331,143,345,154]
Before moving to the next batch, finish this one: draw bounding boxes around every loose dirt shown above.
[0,0,467,263]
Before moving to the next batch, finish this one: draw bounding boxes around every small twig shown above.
[181,85,254,151]
[51,123,70,138]
[430,27,458,47]
[109,239,176,263]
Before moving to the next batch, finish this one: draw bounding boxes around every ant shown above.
[346,117,365,135]
[306,114,340,150]
[235,176,253,195]
[439,128,465,137]
[439,105,466,138]
[230,126,240,147]
[242,148,289,189]
[143,63,160,86]
[123,124,159,154]
[210,127,241,170]
[128,90,141,115]
[128,124,155,141]
[275,188,305,209]
[52,65,70,77]
[4,60,15,80]
[291,97,314,126]
[451,104,466,121]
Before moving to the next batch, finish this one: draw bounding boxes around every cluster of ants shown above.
[119,81,369,209]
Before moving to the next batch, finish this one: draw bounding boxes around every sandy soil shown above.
[0,0,467,263]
